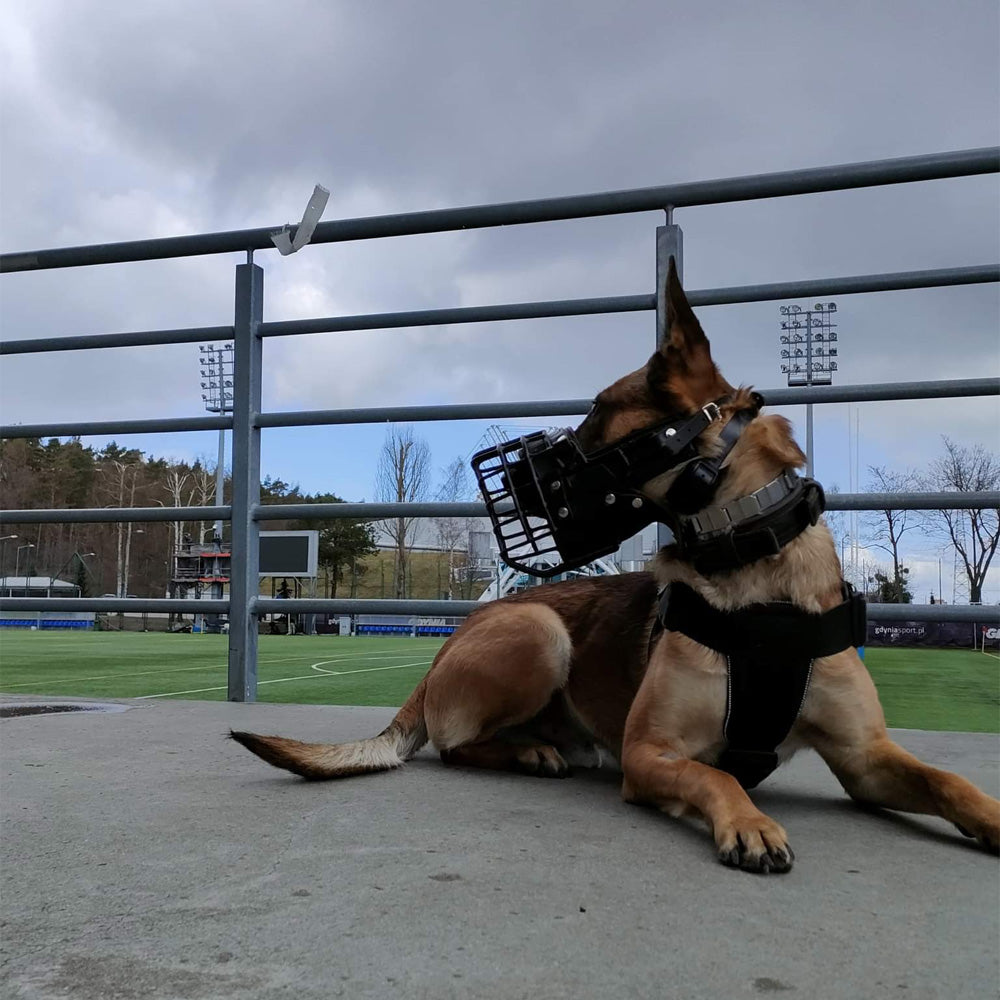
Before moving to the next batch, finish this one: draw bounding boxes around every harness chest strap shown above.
[657,582,867,789]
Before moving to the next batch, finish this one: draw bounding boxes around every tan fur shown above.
[231,257,999,874]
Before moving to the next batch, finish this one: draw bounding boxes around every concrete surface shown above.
[1,694,997,1000]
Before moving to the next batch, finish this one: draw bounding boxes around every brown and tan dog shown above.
[232,263,1000,873]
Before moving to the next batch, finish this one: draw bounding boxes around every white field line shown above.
[0,650,433,689]
[136,658,433,700]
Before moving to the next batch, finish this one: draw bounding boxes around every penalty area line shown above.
[136,659,433,700]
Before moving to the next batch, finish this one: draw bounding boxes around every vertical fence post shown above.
[655,210,683,549]
[228,260,263,702]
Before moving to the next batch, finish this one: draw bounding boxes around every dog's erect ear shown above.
[663,256,709,355]
[647,257,731,405]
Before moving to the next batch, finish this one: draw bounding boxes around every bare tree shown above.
[375,426,431,598]
[920,437,1000,604]
[101,459,140,598]
[434,456,473,600]
[863,465,920,602]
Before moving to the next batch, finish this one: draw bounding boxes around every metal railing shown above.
[2,147,998,700]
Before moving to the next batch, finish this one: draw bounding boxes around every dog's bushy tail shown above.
[229,677,429,780]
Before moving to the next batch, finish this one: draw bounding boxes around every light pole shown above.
[0,534,17,592]
[198,342,234,631]
[15,543,35,595]
[779,302,838,477]
[50,551,97,596]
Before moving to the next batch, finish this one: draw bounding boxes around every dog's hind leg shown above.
[424,602,574,777]
[441,738,571,778]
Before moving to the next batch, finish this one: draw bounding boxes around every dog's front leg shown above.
[819,737,1000,853]
[621,738,794,873]
[804,652,1000,853]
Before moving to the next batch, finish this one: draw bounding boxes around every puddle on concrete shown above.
[0,703,130,719]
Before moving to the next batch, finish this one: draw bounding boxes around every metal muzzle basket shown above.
[471,430,654,577]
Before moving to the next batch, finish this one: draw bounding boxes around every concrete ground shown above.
[1,695,997,1000]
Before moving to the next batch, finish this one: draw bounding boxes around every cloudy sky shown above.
[1,0,998,601]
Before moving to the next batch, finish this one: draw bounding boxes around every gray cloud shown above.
[1,0,998,602]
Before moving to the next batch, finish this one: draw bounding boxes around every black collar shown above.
[670,472,826,575]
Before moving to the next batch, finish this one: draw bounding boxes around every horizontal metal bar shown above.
[0,325,234,357]
[254,597,995,624]
[867,604,998,623]
[255,502,483,521]
[763,378,999,405]
[258,398,593,429]
[0,596,989,623]
[258,265,998,340]
[0,415,232,440]
[3,264,991,359]
[1,506,229,524]
[256,490,999,523]
[0,598,229,613]
[258,378,998,431]
[254,598,482,616]
[3,149,995,272]
[690,264,999,307]
[827,492,999,511]
[260,294,652,339]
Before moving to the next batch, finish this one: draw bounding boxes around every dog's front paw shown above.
[715,812,793,874]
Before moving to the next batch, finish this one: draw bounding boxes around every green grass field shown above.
[0,631,997,732]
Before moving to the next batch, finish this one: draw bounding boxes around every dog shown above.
[231,261,1000,874]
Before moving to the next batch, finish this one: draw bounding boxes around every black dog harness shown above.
[656,582,867,789]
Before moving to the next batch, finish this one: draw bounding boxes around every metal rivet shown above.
[557,507,569,519]
[665,428,676,437]
[604,494,616,505]
[550,480,562,491]
[632,497,643,508]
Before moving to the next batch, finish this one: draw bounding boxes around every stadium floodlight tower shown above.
[198,343,235,622]
[779,302,838,477]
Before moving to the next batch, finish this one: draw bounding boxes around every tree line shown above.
[831,437,999,605]
[0,429,484,602]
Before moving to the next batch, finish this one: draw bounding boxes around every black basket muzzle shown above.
[471,403,722,577]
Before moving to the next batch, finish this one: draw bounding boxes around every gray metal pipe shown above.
[3,490,996,526]
[0,325,234,357]
[252,597,995,624]
[2,265,993,357]
[0,415,231,440]
[0,598,229,613]
[825,491,1000,511]
[259,265,996,339]
[3,148,995,272]
[1,506,230,524]
[258,378,998,430]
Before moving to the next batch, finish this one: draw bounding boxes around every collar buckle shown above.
[701,401,722,424]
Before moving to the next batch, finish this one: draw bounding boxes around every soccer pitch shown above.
[0,632,442,707]
[0,631,996,732]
